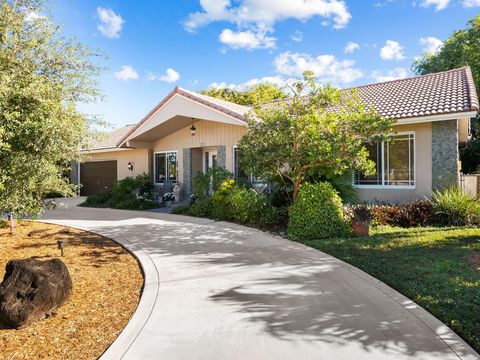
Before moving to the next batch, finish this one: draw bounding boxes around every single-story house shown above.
[73,66,479,203]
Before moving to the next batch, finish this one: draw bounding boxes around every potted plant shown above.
[173,183,183,202]
[349,205,373,237]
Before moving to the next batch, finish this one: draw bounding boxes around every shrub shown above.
[288,182,350,241]
[431,187,480,226]
[80,173,157,210]
[211,179,268,225]
[194,167,233,198]
[370,205,401,226]
[171,205,190,215]
[396,200,433,227]
[346,204,373,224]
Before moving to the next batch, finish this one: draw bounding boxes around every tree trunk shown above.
[292,180,301,201]
[8,214,14,235]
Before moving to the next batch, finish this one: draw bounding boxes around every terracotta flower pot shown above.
[351,221,369,237]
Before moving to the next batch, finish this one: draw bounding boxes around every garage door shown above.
[80,161,117,196]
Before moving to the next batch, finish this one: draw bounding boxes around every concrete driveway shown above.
[41,198,479,360]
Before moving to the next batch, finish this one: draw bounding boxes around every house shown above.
[73,66,479,203]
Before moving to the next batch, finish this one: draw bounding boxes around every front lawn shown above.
[302,226,480,353]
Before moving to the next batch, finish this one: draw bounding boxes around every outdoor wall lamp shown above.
[128,161,134,171]
[190,118,196,136]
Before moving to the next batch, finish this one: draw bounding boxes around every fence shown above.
[460,174,480,197]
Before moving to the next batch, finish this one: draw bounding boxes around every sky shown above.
[50,0,479,129]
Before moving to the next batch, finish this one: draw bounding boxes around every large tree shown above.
[238,73,394,200]
[412,15,480,173]
[201,83,287,106]
[0,0,102,215]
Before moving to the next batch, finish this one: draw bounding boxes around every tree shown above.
[412,15,480,173]
[0,0,102,217]
[238,72,394,200]
[201,83,287,106]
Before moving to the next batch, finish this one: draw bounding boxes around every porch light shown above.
[190,118,196,136]
[128,161,134,171]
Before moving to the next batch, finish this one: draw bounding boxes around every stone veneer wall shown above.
[183,148,192,199]
[216,145,226,168]
[431,120,459,190]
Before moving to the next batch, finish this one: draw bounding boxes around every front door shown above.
[203,149,218,173]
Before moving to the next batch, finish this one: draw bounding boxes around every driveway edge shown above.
[38,220,159,360]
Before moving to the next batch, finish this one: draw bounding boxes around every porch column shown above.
[216,145,226,168]
[432,120,459,190]
[183,148,192,199]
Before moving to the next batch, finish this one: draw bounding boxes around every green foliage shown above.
[211,179,273,225]
[431,187,480,226]
[170,205,190,215]
[288,182,350,240]
[412,15,480,173]
[303,226,480,354]
[0,0,103,215]
[238,72,393,200]
[200,83,287,106]
[193,166,233,198]
[80,173,157,210]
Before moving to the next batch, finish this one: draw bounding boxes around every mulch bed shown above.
[0,221,143,360]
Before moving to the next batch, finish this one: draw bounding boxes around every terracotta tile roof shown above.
[352,66,478,119]
[89,124,136,150]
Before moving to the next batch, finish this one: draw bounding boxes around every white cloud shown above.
[184,0,352,31]
[150,68,180,83]
[418,0,449,11]
[114,65,138,81]
[24,11,45,22]
[291,31,304,42]
[219,28,276,50]
[344,41,360,54]
[274,51,363,85]
[419,36,443,54]
[463,0,480,6]
[210,76,286,91]
[371,67,408,82]
[380,40,406,60]
[97,7,124,39]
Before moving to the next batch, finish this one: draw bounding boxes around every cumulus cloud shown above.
[149,68,180,83]
[463,0,480,6]
[418,0,449,11]
[219,28,276,50]
[371,67,408,82]
[210,76,286,91]
[184,0,352,31]
[97,7,124,38]
[114,65,138,81]
[419,36,443,54]
[291,31,304,42]
[274,51,363,85]
[344,41,360,54]
[380,40,406,60]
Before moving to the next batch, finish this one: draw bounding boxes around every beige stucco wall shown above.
[152,120,247,182]
[356,122,432,203]
[83,148,150,180]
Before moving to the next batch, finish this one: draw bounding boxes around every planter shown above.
[351,221,369,237]
[173,183,182,202]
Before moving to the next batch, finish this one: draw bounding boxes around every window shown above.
[354,133,415,188]
[233,146,248,180]
[154,151,177,183]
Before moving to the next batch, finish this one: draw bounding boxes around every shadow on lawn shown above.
[41,208,479,358]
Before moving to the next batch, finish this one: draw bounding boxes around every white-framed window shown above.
[154,151,178,184]
[353,132,415,189]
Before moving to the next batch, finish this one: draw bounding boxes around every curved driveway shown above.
[42,199,479,360]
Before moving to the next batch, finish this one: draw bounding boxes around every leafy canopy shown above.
[238,72,394,199]
[413,15,480,173]
[201,83,287,105]
[0,0,102,214]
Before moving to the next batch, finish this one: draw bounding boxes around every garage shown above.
[80,161,117,196]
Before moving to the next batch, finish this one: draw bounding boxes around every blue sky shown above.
[51,0,478,129]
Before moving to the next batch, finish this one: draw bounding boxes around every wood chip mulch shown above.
[0,221,143,360]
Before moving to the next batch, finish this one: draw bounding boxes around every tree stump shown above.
[0,258,72,328]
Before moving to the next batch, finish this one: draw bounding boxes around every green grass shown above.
[302,226,480,352]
